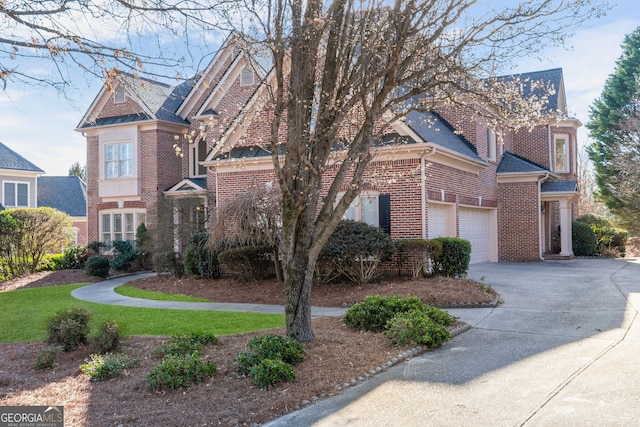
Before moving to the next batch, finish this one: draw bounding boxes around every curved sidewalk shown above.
[70,273,347,317]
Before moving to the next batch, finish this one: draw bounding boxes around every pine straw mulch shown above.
[0,270,498,426]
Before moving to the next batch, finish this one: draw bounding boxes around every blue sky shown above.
[0,1,639,176]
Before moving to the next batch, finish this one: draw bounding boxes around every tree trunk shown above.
[283,246,316,342]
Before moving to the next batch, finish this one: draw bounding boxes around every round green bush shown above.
[145,353,217,391]
[572,221,596,256]
[343,295,426,332]
[84,255,110,278]
[235,334,304,375]
[431,237,471,278]
[249,358,295,388]
[384,309,452,348]
[45,307,91,351]
[61,244,89,269]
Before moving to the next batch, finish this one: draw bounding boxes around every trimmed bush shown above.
[183,232,220,279]
[572,221,596,256]
[343,295,426,332]
[44,307,91,351]
[576,214,627,256]
[85,255,110,278]
[91,320,122,354]
[318,219,394,285]
[36,254,65,272]
[146,353,217,391]
[218,245,272,281]
[384,309,451,348]
[61,244,89,269]
[110,240,138,270]
[235,334,304,376]
[154,332,220,358]
[395,239,443,278]
[431,237,471,278]
[34,345,63,370]
[249,358,295,388]
[80,353,140,381]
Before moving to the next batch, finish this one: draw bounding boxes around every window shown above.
[190,139,207,177]
[240,67,254,87]
[3,182,29,207]
[101,211,146,244]
[342,192,391,233]
[114,85,125,104]
[554,135,569,172]
[487,129,497,161]
[105,142,133,178]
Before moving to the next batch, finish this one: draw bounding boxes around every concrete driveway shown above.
[265,257,640,426]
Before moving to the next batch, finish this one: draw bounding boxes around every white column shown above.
[559,199,573,256]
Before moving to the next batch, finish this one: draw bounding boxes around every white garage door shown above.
[428,204,448,239]
[459,208,490,264]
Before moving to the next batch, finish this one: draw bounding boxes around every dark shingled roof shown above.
[404,111,482,162]
[541,180,577,193]
[497,152,549,174]
[37,176,87,217]
[0,141,44,173]
[498,68,563,112]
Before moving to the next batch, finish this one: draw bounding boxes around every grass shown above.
[114,285,210,302]
[0,284,285,343]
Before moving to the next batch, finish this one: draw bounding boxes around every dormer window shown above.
[487,129,497,161]
[190,139,208,177]
[114,85,126,104]
[240,67,254,87]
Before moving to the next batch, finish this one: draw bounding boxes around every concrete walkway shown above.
[70,273,347,317]
[264,257,640,426]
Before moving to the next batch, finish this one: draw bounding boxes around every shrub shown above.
[44,307,91,351]
[146,353,217,391]
[235,334,304,376]
[110,240,138,270]
[152,251,184,277]
[61,244,89,269]
[249,358,295,388]
[384,309,452,348]
[343,295,426,332]
[183,232,220,279]
[576,214,627,256]
[154,332,220,358]
[318,220,394,285]
[87,241,106,256]
[91,320,122,354]
[218,245,272,281]
[80,353,140,381]
[572,222,596,256]
[395,239,443,278]
[431,237,471,278]
[34,345,63,370]
[85,255,110,278]
[135,223,153,269]
[36,254,65,272]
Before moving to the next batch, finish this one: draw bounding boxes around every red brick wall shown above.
[513,126,550,169]
[86,134,100,243]
[498,181,540,261]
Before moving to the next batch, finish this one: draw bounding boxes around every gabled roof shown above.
[164,177,208,195]
[0,141,44,173]
[404,111,481,162]
[541,180,577,193]
[497,152,549,174]
[37,176,87,217]
[498,68,565,114]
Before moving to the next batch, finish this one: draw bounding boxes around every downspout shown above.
[420,147,437,239]
[538,172,550,260]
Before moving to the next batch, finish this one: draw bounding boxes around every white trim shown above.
[553,134,570,173]
[2,180,30,207]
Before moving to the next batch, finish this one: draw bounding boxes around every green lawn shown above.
[114,285,210,302]
[0,284,284,343]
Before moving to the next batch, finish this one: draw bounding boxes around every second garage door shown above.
[458,208,491,264]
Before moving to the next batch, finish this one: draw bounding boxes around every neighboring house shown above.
[77,36,579,263]
[37,176,88,245]
[0,141,44,209]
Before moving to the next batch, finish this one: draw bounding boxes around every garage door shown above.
[458,208,490,264]
[428,204,448,239]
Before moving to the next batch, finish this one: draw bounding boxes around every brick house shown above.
[77,36,579,263]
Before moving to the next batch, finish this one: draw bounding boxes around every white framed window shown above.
[554,134,569,173]
[105,141,133,178]
[101,210,146,244]
[487,129,497,161]
[343,192,380,226]
[190,139,207,177]
[114,85,126,104]
[3,181,29,207]
[240,67,255,87]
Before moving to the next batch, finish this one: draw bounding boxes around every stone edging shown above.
[439,295,501,309]
[289,322,472,412]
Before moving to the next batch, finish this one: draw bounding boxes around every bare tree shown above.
[208,0,605,341]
